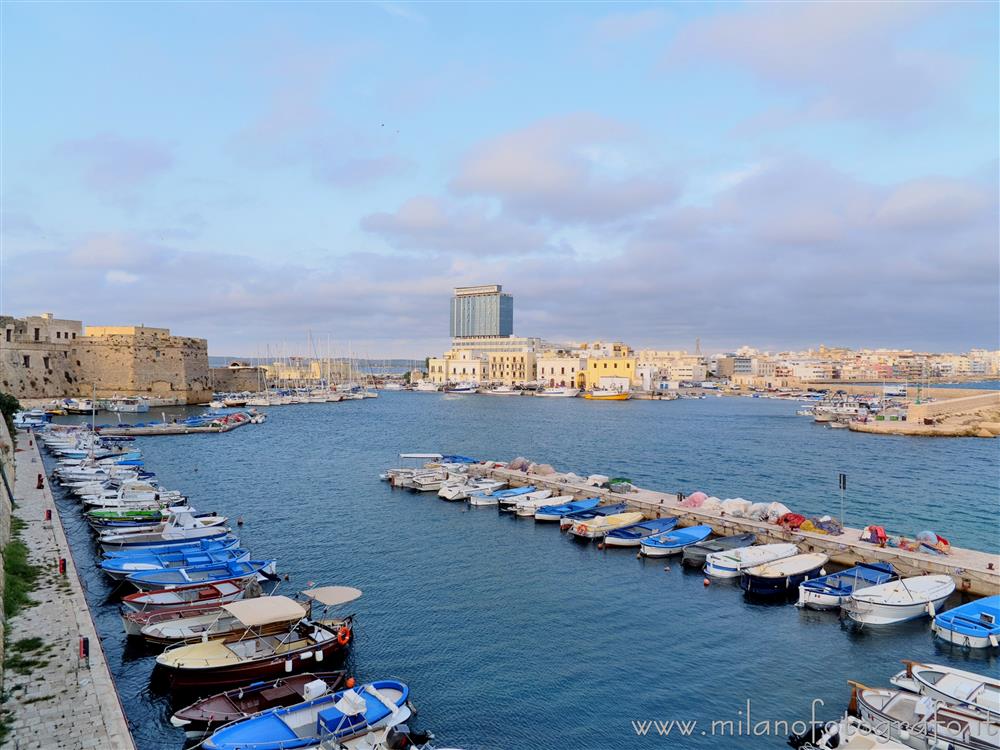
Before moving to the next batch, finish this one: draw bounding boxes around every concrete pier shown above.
[473,464,1000,597]
[1,436,135,749]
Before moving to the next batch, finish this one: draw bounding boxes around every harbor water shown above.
[50,394,1000,749]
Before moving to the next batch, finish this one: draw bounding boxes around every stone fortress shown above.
[0,313,212,404]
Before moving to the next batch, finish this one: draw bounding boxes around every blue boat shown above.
[931,595,1000,648]
[125,559,276,591]
[639,525,713,557]
[204,680,410,750]
[101,546,251,581]
[534,497,600,522]
[604,517,678,547]
[558,502,629,529]
[102,535,239,559]
[796,562,896,610]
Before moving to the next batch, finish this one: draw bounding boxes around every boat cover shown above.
[222,596,305,627]
[302,586,362,607]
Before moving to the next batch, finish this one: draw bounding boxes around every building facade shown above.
[536,352,586,388]
[487,352,536,385]
[450,285,514,339]
[0,314,82,399]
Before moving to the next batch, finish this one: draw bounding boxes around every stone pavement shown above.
[1,436,135,749]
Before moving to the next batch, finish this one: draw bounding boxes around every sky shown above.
[1,1,997,357]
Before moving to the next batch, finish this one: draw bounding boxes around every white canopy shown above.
[334,690,368,716]
[302,586,363,607]
[222,596,306,627]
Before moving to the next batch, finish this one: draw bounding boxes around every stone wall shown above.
[210,366,267,392]
[907,391,1000,420]
[0,315,81,398]
[0,416,15,675]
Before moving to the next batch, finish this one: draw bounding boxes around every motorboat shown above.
[704,543,798,579]
[568,512,645,540]
[583,388,630,401]
[170,672,348,739]
[101,546,251,581]
[104,396,150,413]
[446,382,478,393]
[891,661,1000,715]
[604,517,678,547]
[931,595,1000,648]
[842,575,956,625]
[639,525,713,557]
[534,497,600,522]
[796,562,896,610]
[483,385,521,396]
[469,485,534,508]
[851,683,1000,750]
[99,512,232,551]
[680,533,756,568]
[515,494,572,518]
[558,502,628,531]
[789,715,909,749]
[499,489,550,512]
[409,470,448,492]
[438,479,505,501]
[536,387,580,398]
[155,587,360,690]
[141,595,303,645]
[202,679,410,750]
[102,535,240,559]
[739,553,828,597]
[125,559,276,591]
[412,382,439,392]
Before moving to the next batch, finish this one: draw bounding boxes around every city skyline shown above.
[2,2,998,357]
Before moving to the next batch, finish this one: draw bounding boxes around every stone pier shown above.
[1,435,135,749]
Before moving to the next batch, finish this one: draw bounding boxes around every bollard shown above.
[36,473,44,490]
[58,558,67,575]
[79,636,89,659]
[44,509,52,522]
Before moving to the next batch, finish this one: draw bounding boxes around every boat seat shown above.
[312,628,333,643]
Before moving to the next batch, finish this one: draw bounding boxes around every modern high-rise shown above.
[449,285,513,339]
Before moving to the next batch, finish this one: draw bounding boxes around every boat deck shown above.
[472,465,1000,597]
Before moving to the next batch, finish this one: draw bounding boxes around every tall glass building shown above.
[450,285,514,339]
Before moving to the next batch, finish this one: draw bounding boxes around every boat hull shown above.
[740,565,825,597]
[931,622,997,649]
[844,595,952,625]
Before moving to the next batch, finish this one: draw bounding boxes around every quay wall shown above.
[211,365,267,392]
[907,392,1000,420]
[474,466,1000,597]
[0,418,14,675]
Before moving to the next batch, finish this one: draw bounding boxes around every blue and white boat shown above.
[931,595,1000,648]
[558,502,628,530]
[639,525,713,557]
[740,553,828,597]
[203,679,410,750]
[102,535,240,559]
[469,485,534,507]
[796,562,896,610]
[604,517,678,548]
[125,559,277,591]
[534,497,600,522]
[101,547,251,581]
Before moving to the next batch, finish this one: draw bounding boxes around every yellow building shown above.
[583,355,638,389]
[487,352,536,385]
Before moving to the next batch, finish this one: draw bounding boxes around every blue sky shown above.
[2,1,997,356]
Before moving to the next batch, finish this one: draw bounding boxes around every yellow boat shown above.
[568,511,645,539]
[583,389,631,401]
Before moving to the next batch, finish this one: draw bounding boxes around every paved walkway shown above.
[2,436,135,749]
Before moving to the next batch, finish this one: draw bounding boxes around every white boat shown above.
[499,489,550,512]
[447,382,478,393]
[409,470,448,492]
[796,716,910,749]
[536,387,580,398]
[438,479,505,501]
[704,543,797,579]
[483,385,520,396]
[843,575,956,625]
[515,494,571,517]
[209,400,226,409]
[412,382,439,392]
[380,383,404,391]
[891,662,1000,716]
[568,511,645,539]
[104,397,150,413]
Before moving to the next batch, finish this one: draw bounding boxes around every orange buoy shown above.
[703,578,710,586]
[345,677,356,688]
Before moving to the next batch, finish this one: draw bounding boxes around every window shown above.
[43,356,50,369]
[603,363,607,369]
[71,332,76,339]
[33,328,40,341]
[56,331,61,339]
[4,329,9,342]
[561,367,565,374]
[22,355,30,367]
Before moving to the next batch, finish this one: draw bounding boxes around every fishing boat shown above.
[156,587,360,690]
[483,385,521,396]
[583,388,630,401]
[703,542,798,579]
[604,517,678,547]
[515,494,572,518]
[796,562,896,610]
[126,559,276,591]
[412,382,439,392]
[842,575,956,625]
[851,683,1000,750]
[469,485,534,507]
[141,595,301,646]
[536,387,580,397]
[639,525,713,557]
[788,715,909,750]
[891,661,1000,715]
[99,512,232,550]
[568,511,645,540]
[202,679,410,750]
[931,595,1000,648]
[121,580,251,613]
[680,533,757,568]
[102,535,240,559]
[739,553,828,597]
[104,396,150,413]
[170,672,348,739]
[534,497,600,522]
[438,479,505,501]
[499,489,550,512]
[558,502,628,531]
[101,546,251,581]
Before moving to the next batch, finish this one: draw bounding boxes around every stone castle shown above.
[0,313,212,404]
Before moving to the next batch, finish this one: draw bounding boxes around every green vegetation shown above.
[0,392,20,442]
[3,518,40,619]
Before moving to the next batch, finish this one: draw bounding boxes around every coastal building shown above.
[0,314,211,404]
[536,351,586,388]
[450,285,513,339]
[487,352,537,385]
[583,354,638,389]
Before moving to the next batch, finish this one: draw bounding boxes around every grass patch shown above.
[3,651,49,675]
[2,537,40,619]
[22,695,53,705]
[9,637,46,654]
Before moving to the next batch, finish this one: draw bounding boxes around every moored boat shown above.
[568,511,645,540]
[891,661,1000,715]
[469,485,534,507]
[930,595,1000,648]
[558,502,628,531]
[639,525,713,557]
[739,553,828,597]
[680,533,756,568]
[141,594,302,645]
[515,494,572,518]
[842,575,956,625]
[604,517,677,547]
[704,542,798,579]
[534,497,600,522]
[100,546,251,581]
[125,559,276,591]
[796,562,896,610]
[583,388,630,401]
[121,580,250,613]
[536,387,580,397]
[499,489,550,512]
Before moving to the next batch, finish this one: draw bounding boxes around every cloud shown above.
[58,134,173,194]
[666,3,950,121]
[313,154,412,188]
[451,114,677,224]
[105,270,140,284]
[378,2,427,25]
[361,196,564,256]
[590,9,669,43]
